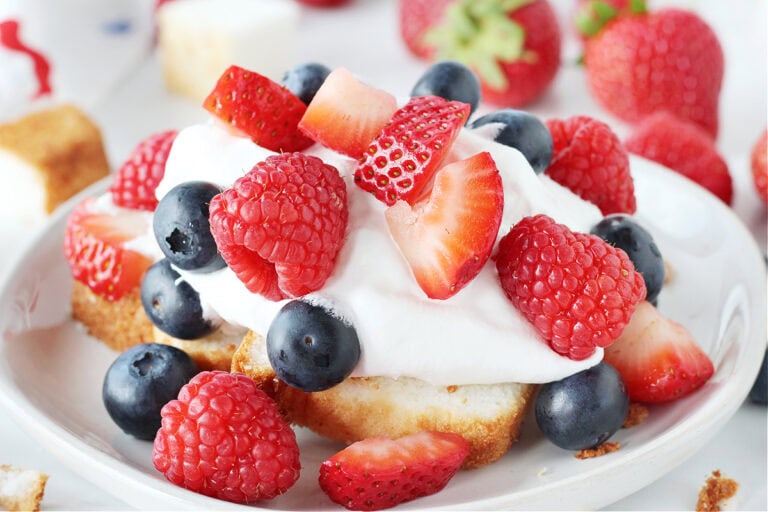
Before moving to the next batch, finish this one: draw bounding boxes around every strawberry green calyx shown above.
[576,0,647,38]
[422,0,537,91]
[629,0,648,14]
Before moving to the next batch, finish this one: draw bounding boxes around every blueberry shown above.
[102,343,198,440]
[411,61,481,117]
[590,215,665,304]
[153,181,225,273]
[535,362,629,451]
[281,62,332,105]
[266,300,360,392]
[141,259,218,340]
[469,109,553,173]
[749,348,767,405]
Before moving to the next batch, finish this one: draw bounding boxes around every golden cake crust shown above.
[0,465,48,512]
[0,105,110,213]
[232,330,536,468]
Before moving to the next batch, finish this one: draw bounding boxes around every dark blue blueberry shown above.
[267,300,360,392]
[411,61,481,117]
[141,259,218,340]
[469,109,553,173]
[590,215,665,304]
[535,362,629,451]
[749,348,767,405]
[102,343,198,440]
[153,181,224,273]
[281,62,332,105]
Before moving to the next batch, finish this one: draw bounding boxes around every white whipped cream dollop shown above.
[157,121,604,385]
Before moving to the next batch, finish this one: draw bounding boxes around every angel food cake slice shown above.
[65,62,715,508]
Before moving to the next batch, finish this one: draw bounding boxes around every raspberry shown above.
[496,214,646,360]
[109,130,178,211]
[209,153,348,300]
[750,129,767,204]
[624,112,733,205]
[152,371,300,503]
[545,116,636,215]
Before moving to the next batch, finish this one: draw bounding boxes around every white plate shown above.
[0,158,765,511]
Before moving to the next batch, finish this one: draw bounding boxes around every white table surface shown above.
[1,0,766,510]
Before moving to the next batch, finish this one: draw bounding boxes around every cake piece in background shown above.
[157,0,299,103]
[0,105,110,224]
[0,465,48,512]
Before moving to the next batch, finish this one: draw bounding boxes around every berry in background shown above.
[281,62,331,105]
[751,129,768,205]
[410,60,481,117]
[624,111,733,205]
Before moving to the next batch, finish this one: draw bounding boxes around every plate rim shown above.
[0,158,765,510]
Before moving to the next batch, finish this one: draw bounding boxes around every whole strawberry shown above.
[624,111,733,204]
[583,4,724,138]
[545,115,636,215]
[319,430,469,511]
[496,214,646,360]
[751,129,768,204]
[209,153,348,300]
[400,0,561,107]
[109,130,178,211]
[153,371,301,503]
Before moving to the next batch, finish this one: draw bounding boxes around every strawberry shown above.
[624,111,733,205]
[604,301,714,402]
[399,0,561,107]
[319,430,470,511]
[109,130,178,211]
[298,68,398,159]
[202,65,313,152]
[751,129,768,204]
[209,153,348,300]
[546,115,636,215]
[354,95,469,206]
[496,214,646,360]
[386,152,503,300]
[583,4,724,138]
[64,198,154,301]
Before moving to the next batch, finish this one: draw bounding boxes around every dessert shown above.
[0,465,48,512]
[157,0,299,103]
[0,104,109,224]
[64,61,715,507]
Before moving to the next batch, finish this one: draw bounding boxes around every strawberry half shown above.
[604,301,714,403]
[319,430,470,511]
[64,198,154,301]
[298,68,398,159]
[202,65,313,152]
[355,95,470,206]
[386,152,503,300]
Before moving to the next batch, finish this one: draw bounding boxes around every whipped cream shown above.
[157,121,604,385]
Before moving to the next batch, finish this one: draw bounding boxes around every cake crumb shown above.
[537,467,549,477]
[696,470,738,512]
[0,465,48,512]
[622,402,649,428]
[664,259,674,284]
[575,441,621,459]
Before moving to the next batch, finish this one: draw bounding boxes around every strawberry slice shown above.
[319,430,469,511]
[64,198,154,301]
[298,68,398,159]
[385,152,503,300]
[604,301,715,402]
[355,95,470,206]
[202,65,313,152]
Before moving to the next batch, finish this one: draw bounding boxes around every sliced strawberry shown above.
[385,152,503,300]
[64,198,154,301]
[319,430,470,511]
[355,95,470,206]
[604,301,714,403]
[202,65,313,152]
[298,68,398,158]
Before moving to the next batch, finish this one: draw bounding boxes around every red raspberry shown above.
[109,130,178,211]
[496,214,646,360]
[624,112,733,205]
[209,153,348,300]
[152,371,300,503]
[751,129,767,204]
[545,116,636,215]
